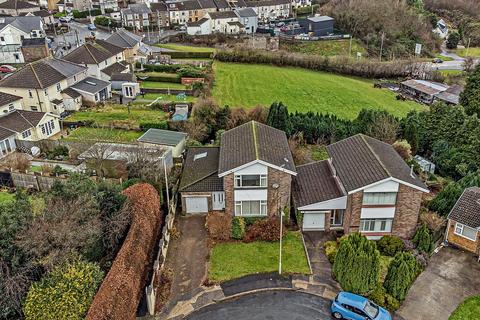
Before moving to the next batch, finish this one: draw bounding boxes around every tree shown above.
[267,102,289,132]
[393,140,412,160]
[355,109,399,143]
[412,224,434,253]
[403,111,420,153]
[446,31,460,49]
[460,64,480,117]
[333,233,380,294]
[383,252,419,301]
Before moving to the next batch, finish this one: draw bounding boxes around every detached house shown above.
[104,28,142,63]
[293,134,429,239]
[180,121,296,215]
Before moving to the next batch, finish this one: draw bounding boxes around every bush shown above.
[244,217,286,242]
[167,51,212,60]
[177,65,206,78]
[377,235,405,257]
[139,121,168,130]
[46,145,69,160]
[324,240,338,264]
[412,224,434,254]
[23,259,104,320]
[231,216,246,240]
[332,233,380,295]
[368,284,400,312]
[137,74,182,83]
[295,210,304,227]
[205,211,231,241]
[383,251,419,301]
[138,63,182,73]
[243,216,262,226]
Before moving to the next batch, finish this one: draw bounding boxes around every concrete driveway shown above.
[397,246,480,320]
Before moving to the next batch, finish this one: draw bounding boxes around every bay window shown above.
[360,218,393,233]
[234,174,267,188]
[363,192,397,205]
[454,223,477,241]
[235,200,267,216]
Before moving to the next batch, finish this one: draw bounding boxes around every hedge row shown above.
[86,183,162,320]
[139,75,182,83]
[136,63,183,73]
[166,51,213,59]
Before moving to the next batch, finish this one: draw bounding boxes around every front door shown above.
[212,192,225,210]
[303,212,326,231]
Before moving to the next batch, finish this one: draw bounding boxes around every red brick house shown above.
[179,121,296,215]
[446,187,480,256]
[292,134,429,239]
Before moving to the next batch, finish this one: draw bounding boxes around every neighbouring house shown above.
[0,57,87,115]
[180,121,297,215]
[0,109,60,141]
[446,187,480,257]
[69,76,111,106]
[245,0,291,22]
[110,72,136,90]
[0,91,22,114]
[299,15,334,37]
[208,11,241,34]
[400,79,462,105]
[186,17,211,35]
[413,155,435,174]
[20,10,56,27]
[0,0,40,16]
[0,16,45,64]
[92,0,119,14]
[433,19,448,39]
[20,38,50,63]
[150,2,169,28]
[291,0,311,8]
[104,28,142,63]
[121,3,151,30]
[235,7,257,34]
[292,134,429,239]
[137,128,187,158]
[62,39,126,81]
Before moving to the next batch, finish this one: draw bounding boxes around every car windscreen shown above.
[364,301,379,319]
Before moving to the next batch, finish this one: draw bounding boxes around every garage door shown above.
[185,197,209,214]
[303,212,326,231]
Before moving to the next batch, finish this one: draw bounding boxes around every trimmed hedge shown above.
[136,63,182,73]
[231,217,246,240]
[377,235,405,257]
[139,121,168,130]
[136,73,182,83]
[86,183,162,320]
[383,252,420,301]
[166,51,213,59]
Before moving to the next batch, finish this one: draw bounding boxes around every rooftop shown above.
[307,15,334,22]
[105,28,142,49]
[63,39,123,65]
[78,142,168,161]
[235,7,257,17]
[179,147,223,192]
[0,109,51,134]
[137,128,187,146]
[70,76,110,94]
[0,16,42,33]
[0,92,21,106]
[401,79,449,96]
[449,187,480,229]
[0,0,38,10]
[101,61,128,77]
[209,11,238,19]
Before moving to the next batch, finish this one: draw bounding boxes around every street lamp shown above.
[272,183,283,275]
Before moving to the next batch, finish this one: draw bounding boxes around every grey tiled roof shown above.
[101,62,128,77]
[209,11,237,19]
[449,187,480,229]
[245,0,290,7]
[0,0,38,10]
[292,160,344,208]
[0,126,14,140]
[327,134,428,192]
[218,121,296,175]
[70,76,110,94]
[138,128,187,146]
[0,16,42,34]
[0,110,47,133]
[179,147,221,192]
[63,40,123,65]
[111,72,136,82]
[235,7,256,17]
[61,87,81,98]
[0,92,21,106]
[105,29,142,48]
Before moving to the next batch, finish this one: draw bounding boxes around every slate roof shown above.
[121,3,151,14]
[63,40,123,65]
[101,61,128,77]
[21,37,46,46]
[292,160,344,208]
[0,16,42,33]
[105,29,142,48]
[213,0,229,9]
[150,2,168,11]
[187,17,209,27]
[209,11,237,19]
[137,128,187,146]
[245,0,290,7]
[70,76,110,94]
[0,109,47,133]
[327,134,428,192]
[179,147,223,192]
[172,0,201,10]
[449,187,480,229]
[0,92,21,106]
[61,87,81,98]
[235,7,256,17]
[20,9,51,17]
[0,58,86,89]
[0,126,13,140]
[111,72,136,82]
[218,121,296,175]
[401,79,448,96]
[0,0,38,10]
[198,0,216,9]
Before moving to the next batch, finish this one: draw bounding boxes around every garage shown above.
[303,212,326,231]
[185,197,209,214]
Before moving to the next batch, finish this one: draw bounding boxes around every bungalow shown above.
[179,121,296,215]
[400,79,462,105]
[137,128,187,158]
[446,187,480,257]
[292,134,429,239]
[69,76,111,106]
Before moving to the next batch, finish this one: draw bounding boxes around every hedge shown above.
[136,74,182,83]
[231,217,246,240]
[166,51,213,59]
[86,183,162,320]
[136,63,182,73]
[139,121,168,130]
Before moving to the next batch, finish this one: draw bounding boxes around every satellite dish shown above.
[31,146,40,157]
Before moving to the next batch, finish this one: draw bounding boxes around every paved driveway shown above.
[397,247,480,320]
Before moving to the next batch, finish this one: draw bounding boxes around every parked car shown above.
[432,58,443,64]
[59,15,72,23]
[0,65,16,73]
[331,292,391,320]
[88,24,97,30]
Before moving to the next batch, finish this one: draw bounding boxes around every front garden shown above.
[449,296,480,320]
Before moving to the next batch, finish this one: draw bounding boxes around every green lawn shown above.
[209,231,310,282]
[454,47,480,58]
[440,70,464,76]
[435,54,454,61]
[140,81,187,90]
[449,296,480,320]
[65,127,143,142]
[66,105,167,127]
[212,62,424,119]
[0,192,15,203]
[155,43,215,52]
[136,72,179,79]
[281,39,366,57]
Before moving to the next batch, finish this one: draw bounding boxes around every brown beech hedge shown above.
[86,183,162,320]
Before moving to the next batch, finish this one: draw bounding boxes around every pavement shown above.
[397,246,480,320]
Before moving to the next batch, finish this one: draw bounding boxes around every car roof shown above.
[338,292,367,310]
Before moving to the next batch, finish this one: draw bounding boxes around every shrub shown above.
[368,284,400,312]
[231,217,246,240]
[377,235,405,257]
[244,217,286,242]
[23,259,104,320]
[139,121,168,130]
[324,240,338,264]
[383,251,419,301]
[46,145,69,160]
[392,139,412,160]
[332,233,380,295]
[205,211,231,241]
[295,210,304,227]
[243,216,262,226]
[412,224,434,254]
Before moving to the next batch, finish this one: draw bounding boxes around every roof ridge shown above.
[83,44,99,64]
[360,134,391,177]
[16,110,35,127]
[252,121,259,160]
[29,63,43,88]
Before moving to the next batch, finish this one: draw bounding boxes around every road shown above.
[186,290,332,320]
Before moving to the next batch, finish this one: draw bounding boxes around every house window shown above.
[28,90,33,98]
[30,106,38,111]
[330,209,344,226]
[74,75,76,82]
[234,174,267,188]
[235,200,267,216]
[362,192,397,206]
[360,218,393,233]
[454,223,477,241]
[8,103,14,111]
[44,89,48,96]
[56,83,61,92]
[0,138,12,156]
[21,129,31,139]
[0,36,4,41]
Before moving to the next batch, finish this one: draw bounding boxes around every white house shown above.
[0,109,60,142]
[245,0,291,22]
[186,17,211,35]
[208,11,242,34]
[235,7,257,34]
[0,92,22,114]
[121,3,151,30]
[69,76,112,106]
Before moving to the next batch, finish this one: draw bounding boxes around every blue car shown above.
[87,24,96,30]
[331,292,391,320]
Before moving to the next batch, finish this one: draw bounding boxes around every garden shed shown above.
[137,128,187,158]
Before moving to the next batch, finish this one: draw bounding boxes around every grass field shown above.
[212,62,424,119]
[454,47,480,57]
[208,232,310,282]
[65,127,143,142]
[449,296,480,320]
[155,43,215,52]
[281,39,366,57]
[66,105,167,127]
[140,81,187,90]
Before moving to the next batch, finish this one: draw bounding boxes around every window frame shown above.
[454,222,477,241]
[234,200,267,216]
[330,209,344,226]
[360,218,393,233]
[234,174,267,188]
[362,192,397,206]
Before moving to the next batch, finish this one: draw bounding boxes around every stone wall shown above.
[447,219,479,254]
[392,184,423,238]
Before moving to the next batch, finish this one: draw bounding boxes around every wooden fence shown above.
[11,172,65,191]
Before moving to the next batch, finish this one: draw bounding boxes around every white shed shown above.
[137,128,187,158]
